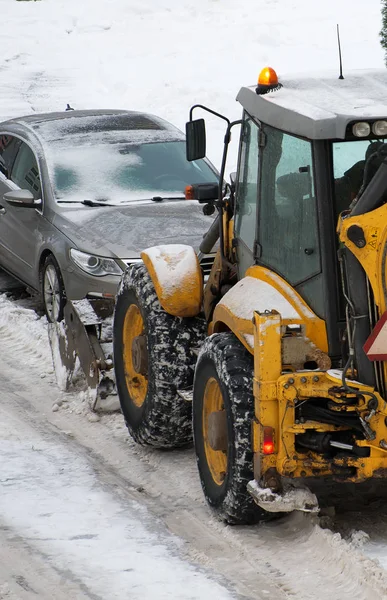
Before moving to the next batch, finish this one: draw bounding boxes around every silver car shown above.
[0,109,217,321]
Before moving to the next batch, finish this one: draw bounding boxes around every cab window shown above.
[258,126,321,286]
[333,139,386,215]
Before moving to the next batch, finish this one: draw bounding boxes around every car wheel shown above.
[41,255,66,322]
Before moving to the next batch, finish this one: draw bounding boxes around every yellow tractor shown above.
[113,66,387,523]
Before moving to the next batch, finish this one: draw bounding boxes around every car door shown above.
[0,138,44,288]
[0,135,23,274]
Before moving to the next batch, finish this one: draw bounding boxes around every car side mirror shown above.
[3,189,41,207]
[186,119,206,161]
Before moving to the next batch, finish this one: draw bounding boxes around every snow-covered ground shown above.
[1,0,384,168]
[3,290,387,599]
[1,0,387,598]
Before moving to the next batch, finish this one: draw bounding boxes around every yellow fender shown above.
[211,265,328,354]
[141,244,203,317]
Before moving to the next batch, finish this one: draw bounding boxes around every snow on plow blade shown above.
[48,299,116,411]
[247,480,319,513]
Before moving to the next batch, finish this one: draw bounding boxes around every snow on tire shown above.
[193,332,268,524]
[113,263,206,448]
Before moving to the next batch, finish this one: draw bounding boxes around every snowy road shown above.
[1,293,387,599]
[0,357,242,600]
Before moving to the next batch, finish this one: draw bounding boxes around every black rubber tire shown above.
[193,332,268,524]
[113,263,206,448]
[41,254,66,323]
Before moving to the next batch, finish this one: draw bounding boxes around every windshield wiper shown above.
[57,199,115,206]
[82,199,115,207]
[151,196,185,202]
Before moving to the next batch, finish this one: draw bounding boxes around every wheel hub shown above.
[44,264,61,321]
[132,334,148,376]
[202,377,228,486]
[207,410,227,453]
[122,304,148,407]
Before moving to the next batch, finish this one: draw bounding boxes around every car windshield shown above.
[46,138,217,204]
[332,138,386,214]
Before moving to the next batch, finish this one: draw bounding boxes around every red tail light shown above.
[263,426,274,455]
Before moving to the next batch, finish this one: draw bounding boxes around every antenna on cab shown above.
[337,24,344,80]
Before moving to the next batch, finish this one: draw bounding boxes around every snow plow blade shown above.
[48,299,116,410]
[247,481,319,513]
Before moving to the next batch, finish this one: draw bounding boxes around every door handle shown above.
[0,205,6,215]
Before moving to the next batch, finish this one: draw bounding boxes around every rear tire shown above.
[113,263,206,448]
[193,332,267,524]
[41,254,66,323]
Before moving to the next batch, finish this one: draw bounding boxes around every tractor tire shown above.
[113,263,206,448]
[193,332,267,524]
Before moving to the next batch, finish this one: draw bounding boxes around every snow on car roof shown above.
[237,69,387,140]
[1,109,185,144]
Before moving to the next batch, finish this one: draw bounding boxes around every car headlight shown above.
[70,249,123,277]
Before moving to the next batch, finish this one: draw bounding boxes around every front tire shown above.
[113,263,206,448]
[41,254,66,323]
[193,332,267,524]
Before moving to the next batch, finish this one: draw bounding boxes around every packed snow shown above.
[0,435,237,600]
[1,0,387,598]
[142,244,200,294]
[218,276,300,320]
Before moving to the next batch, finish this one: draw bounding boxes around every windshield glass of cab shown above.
[332,139,386,214]
[46,140,216,203]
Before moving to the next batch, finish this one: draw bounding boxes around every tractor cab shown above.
[186,67,387,368]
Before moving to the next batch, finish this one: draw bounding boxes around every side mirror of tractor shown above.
[186,119,206,161]
[229,171,237,194]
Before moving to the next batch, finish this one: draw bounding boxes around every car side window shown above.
[0,135,21,178]
[10,142,41,200]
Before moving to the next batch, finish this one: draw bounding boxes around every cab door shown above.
[233,113,260,278]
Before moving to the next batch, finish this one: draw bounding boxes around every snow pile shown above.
[247,480,319,513]
[219,276,299,320]
[48,319,73,391]
[0,294,51,371]
[0,293,100,416]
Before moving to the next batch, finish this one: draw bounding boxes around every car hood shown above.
[52,200,215,259]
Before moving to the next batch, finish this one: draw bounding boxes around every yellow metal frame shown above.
[211,265,328,354]
[141,246,203,317]
[339,203,387,387]
[251,310,387,483]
